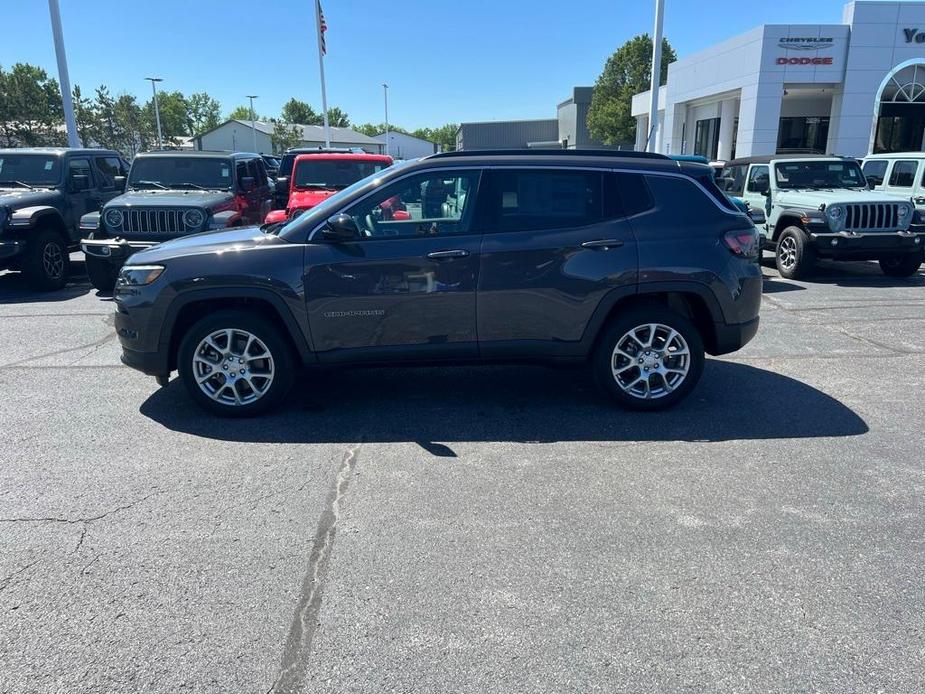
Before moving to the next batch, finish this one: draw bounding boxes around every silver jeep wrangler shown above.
[718,155,924,279]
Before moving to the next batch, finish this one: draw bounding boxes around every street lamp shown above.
[246,95,258,153]
[47,0,79,148]
[382,83,390,157]
[145,77,164,149]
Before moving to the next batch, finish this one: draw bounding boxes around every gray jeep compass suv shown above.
[112,150,762,416]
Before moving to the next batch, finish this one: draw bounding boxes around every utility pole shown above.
[646,0,665,152]
[146,77,164,148]
[383,83,390,157]
[48,0,79,148]
[246,95,259,152]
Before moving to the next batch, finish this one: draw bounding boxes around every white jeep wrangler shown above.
[718,155,924,279]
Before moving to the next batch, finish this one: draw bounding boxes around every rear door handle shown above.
[581,239,624,250]
[426,249,470,259]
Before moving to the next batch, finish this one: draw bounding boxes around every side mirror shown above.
[276,175,290,189]
[392,210,411,221]
[240,176,256,192]
[322,213,360,242]
[264,209,289,225]
[760,188,771,197]
[748,208,766,225]
[113,175,127,192]
[70,174,90,192]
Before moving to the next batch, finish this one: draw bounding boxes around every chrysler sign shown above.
[778,36,835,50]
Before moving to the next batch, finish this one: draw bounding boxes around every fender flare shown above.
[9,205,65,230]
[158,286,314,364]
[210,210,242,228]
[771,209,809,241]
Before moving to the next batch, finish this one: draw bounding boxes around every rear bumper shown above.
[808,230,925,258]
[711,316,759,356]
[0,239,25,262]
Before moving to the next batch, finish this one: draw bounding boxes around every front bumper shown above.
[808,229,925,258]
[0,238,26,262]
[81,238,158,262]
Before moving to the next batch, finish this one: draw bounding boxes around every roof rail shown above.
[429,148,669,160]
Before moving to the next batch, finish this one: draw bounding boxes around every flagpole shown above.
[314,0,331,148]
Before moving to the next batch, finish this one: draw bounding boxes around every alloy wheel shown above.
[610,323,691,400]
[42,242,65,279]
[778,236,798,270]
[192,328,276,406]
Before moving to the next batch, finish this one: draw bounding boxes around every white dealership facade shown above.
[632,1,925,159]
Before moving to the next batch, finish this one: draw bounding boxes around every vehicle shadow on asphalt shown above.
[0,257,93,304]
[139,360,868,448]
[761,258,925,288]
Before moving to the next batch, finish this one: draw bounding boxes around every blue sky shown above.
[2,0,851,130]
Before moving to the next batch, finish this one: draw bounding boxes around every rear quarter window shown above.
[644,174,730,226]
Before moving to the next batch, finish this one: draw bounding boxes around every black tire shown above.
[879,253,923,278]
[22,228,70,291]
[177,310,296,417]
[593,304,705,411]
[775,226,815,280]
[85,255,119,291]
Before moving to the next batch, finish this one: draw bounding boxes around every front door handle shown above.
[426,249,470,259]
[581,239,624,250]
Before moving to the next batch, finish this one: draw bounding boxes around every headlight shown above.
[118,265,165,286]
[825,204,845,230]
[183,209,205,228]
[897,203,913,224]
[104,208,124,228]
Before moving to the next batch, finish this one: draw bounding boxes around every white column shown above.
[635,116,648,151]
[717,98,738,160]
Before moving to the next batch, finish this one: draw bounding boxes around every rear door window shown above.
[644,174,728,226]
[746,165,770,193]
[481,169,604,232]
[94,156,122,190]
[888,160,918,188]
[718,164,747,196]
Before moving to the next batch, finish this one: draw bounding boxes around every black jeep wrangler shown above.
[80,150,273,290]
[0,147,129,290]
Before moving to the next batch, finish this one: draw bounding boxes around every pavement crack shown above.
[270,444,361,694]
[0,331,116,370]
[0,491,160,528]
[0,559,41,592]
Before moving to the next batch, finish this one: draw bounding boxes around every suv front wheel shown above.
[879,253,923,278]
[775,226,815,280]
[593,305,705,411]
[23,229,70,291]
[178,310,295,417]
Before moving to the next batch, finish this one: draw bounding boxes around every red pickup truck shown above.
[265,152,393,224]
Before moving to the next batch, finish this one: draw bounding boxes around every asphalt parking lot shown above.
[1,255,923,693]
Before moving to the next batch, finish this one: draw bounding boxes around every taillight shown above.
[722,228,759,258]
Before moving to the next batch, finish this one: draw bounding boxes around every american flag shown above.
[317,0,327,55]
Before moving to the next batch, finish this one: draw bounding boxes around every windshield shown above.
[293,159,390,190]
[128,157,233,190]
[0,154,61,186]
[774,160,866,189]
[278,159,414,240]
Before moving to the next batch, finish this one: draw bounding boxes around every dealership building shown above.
[632,1,925,160]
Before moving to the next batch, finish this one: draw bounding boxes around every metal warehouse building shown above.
[632,0,925,159]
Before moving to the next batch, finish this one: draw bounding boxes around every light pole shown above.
[246,95,258,152]
[646,0,665,152]
[382,83,390,157]
[145,77,164,148]
[47,0,79,147]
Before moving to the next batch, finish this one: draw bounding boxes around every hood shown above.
[288,187,337,211]
[127,226,282,264]
[0,187,62,209]
[106,189,234,210]
[776,188,907,209]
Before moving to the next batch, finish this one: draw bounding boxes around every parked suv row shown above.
[717,154,924,279]
[112,150,762,416]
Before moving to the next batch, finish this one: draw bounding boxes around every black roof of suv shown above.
[111,149,762,416]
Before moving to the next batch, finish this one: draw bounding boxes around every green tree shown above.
[144,90,190,141]
[411,123,458,152]
[187,92,221,135]
[93,88,150,156]
[325,106,350,127]
[228,104,255,121]
[72,84,98,147]
[281,98,319,125]
[354,122,408,137]
[270,119,302,153]
[586,34,676,146]
[0,63,65,147]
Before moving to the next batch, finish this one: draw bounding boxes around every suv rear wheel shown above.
[178,310,295,417]
[879,253,923,278]
[593,305,705,411]
[23,228,70,291]
[775,226,815,280]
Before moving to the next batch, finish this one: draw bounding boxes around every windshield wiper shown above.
[132,180,168,190]
[0,179,35,189]
[172,182,210,191]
